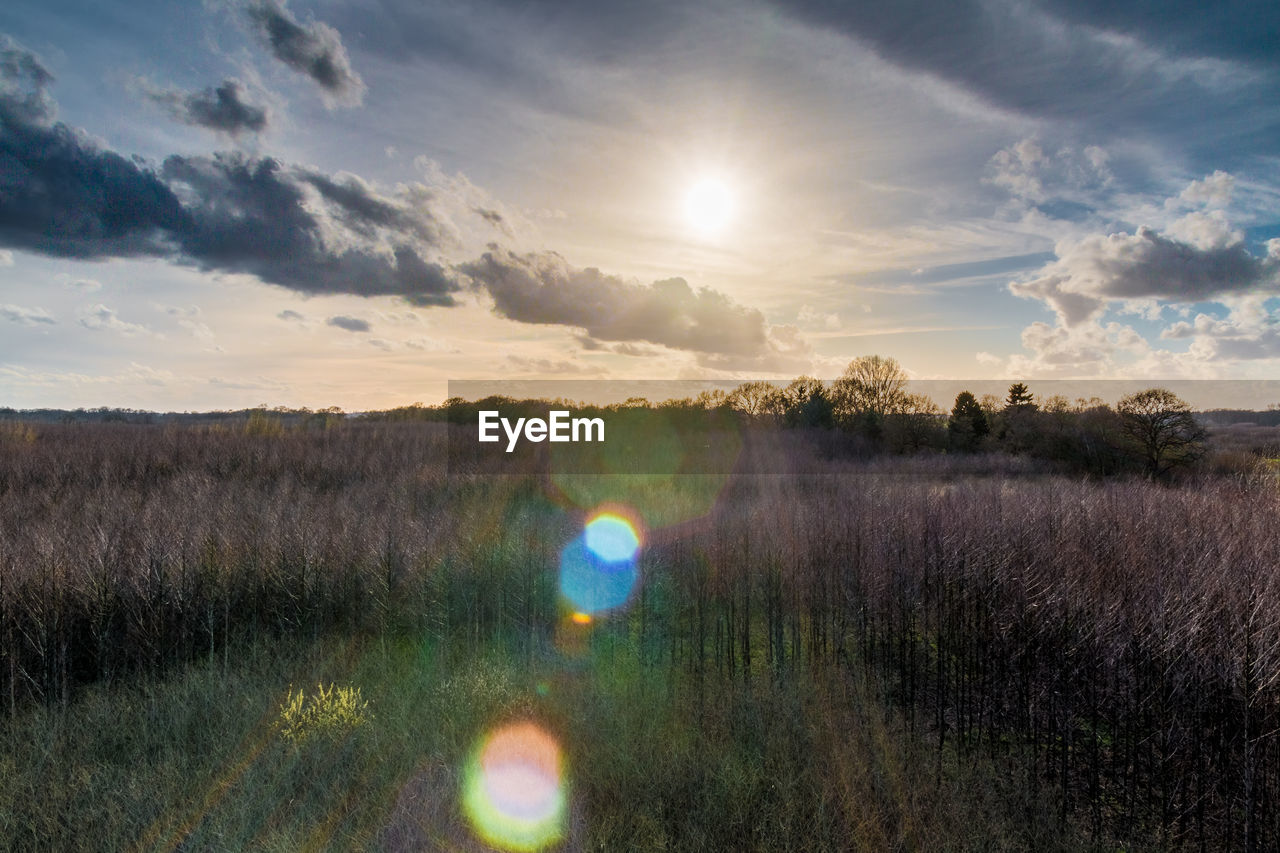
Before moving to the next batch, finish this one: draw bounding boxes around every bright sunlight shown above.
[683,178,734,236]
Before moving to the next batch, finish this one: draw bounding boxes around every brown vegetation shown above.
[1,417,1278,848]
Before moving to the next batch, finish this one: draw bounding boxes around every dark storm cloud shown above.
[0,39,192,259]
[459,249,771,356]
[0,117,191,258]
[0,35,54,123]
[297,170,439,241]
[0,40,457,305]
[326,315,370,332]
[144,78,269,136]
[244,0,365,105]
[162,153,457,304]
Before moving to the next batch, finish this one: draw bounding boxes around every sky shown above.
[1,0,1278,410]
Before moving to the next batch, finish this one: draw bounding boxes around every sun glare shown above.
[463,722,567,851]
[684,178,734,235]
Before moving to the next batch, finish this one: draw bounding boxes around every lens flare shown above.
[583,513,640,562]
[463,722,566,852]
[559,511,642,616]
[554,610,593,658]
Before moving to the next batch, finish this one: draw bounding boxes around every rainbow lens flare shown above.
[583,513,640,562]
[463,722,567,852]
[559,512,641,615]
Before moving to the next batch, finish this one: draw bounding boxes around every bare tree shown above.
[1116,387,1206,477]
[884,392,944,452]
[830,355,908,431]
[727,381,778,419]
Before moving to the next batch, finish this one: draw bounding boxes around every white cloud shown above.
[996,171,1280,375]
[78,304,155,336]
[1174,170,1235,209]
[798,305,842,330]
[0,303,55,325]
[985,138,1113,204]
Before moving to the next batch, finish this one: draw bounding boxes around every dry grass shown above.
[1,420,1278,849]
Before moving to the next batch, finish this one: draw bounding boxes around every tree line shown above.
[709,356,1209,478]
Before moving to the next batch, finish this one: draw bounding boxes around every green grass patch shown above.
[1,634,1102,852]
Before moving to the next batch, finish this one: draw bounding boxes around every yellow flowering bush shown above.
[276,683,371,744]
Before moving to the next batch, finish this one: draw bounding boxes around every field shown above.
[2,419,1279,851]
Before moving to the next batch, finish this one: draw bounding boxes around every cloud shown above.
[244,0,365,105]
[0,303,54,325]
[1175,170,1235,208]
[78,304,152,336]
[983,316,1190,378]
[1018,319,1146,369]
[0,115,191,259]
[142,78,269,136]
[694,323,817,374]
[459,250,817,369]
[986,138,1113,204]
[377,310,423,324]
[0,48,458,305]
[1011,226,1280,327]
[506,355,593,375]
[574,335,661,357]
[208,375,290,392]
[165,305,215,340]
[0,362,177,389]
[797,304,841,330]
[473,207,507,230]
[0,39,193,259]
[0,249,11,266]
[997,172,1280,374]
[0,35,55,124]
[1160,300,1280,361]
[404,336,452,351]
[162,153,458,304]
[296,169,440,242]
[327,315,370,332]
[460,249,771,356]
[277,309,304,321]
[0,38,798,364]
[778,0,1269,150]
[1033,0,1280,72]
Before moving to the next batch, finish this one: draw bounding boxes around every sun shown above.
[684,178,734,235]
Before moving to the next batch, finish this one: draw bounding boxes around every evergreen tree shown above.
[1004,382,1036,410]
[948,391,989,452]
